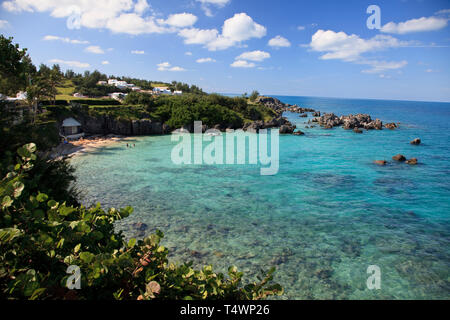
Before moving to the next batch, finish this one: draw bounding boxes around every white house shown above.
[97,81,107,85]
[153,87,171,95]
[108,92,127,101]
[73,93,86,98]
[62,117,84,140]
[173,90,183,96]
[131,86,142,91]
[5,91,27,101]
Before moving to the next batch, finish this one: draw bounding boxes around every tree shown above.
[0,35,36,96]
[249,90,260,102]
[26,72,52,124]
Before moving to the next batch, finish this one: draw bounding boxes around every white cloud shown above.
[49,59,90,68]
[196,0,230,17]
[436,9,450,16]
[185,51,193,56]
[268,35,291,48]
[222,13,266,42]
[230,60,256,68]
[85,45,105,54]
[236,50,270,62]
[160,13,197,28]
[178,28,219,44]
[297,26,305,31]
[134,0,149,14]
[178,13,266,51]
[310,29,406,62]
[196,0,230,5]
[0,20,9,28]
[361,60,408,74]
[196,57,216,63]
[101,60,110,65]
[1,0,195,35]
[309,29,408,74]
[43,35,89,44]
[157,62,185,72]
[131,50,145,54]
[381,16,448,34]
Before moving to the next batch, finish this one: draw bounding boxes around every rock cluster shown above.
[410,138,421,145]
[315,113,383,131]
[392,154,418,165]
[243,116,296,134]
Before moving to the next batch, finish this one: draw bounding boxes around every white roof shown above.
[62,117,81,127]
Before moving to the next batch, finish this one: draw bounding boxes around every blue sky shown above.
[1,0,449,102]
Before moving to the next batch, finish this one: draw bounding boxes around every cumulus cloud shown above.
[185,51,193,56]
[157,62,185,72]
[159,13,197,28]
[101,60,110,65]
[85,45,105,54]
[196,57,216,63]
[297,26,305,31]
[0,20,9,28]
[131,50,145,54]
[49,59,90,68]
[309,29,408,74]
[268,35,291,48]
[1,0,196,35]
[43,35,89,44]
[178,13,266,51]
[381,16,448,34]
[236,50,270,62]
[230,60,256,68]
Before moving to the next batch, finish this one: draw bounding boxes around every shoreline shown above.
[48,134,135,160]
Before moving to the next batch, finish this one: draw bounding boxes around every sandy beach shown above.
[48,135,134,160]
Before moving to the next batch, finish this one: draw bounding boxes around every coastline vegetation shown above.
[0,35,283,300]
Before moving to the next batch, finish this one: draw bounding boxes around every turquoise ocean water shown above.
[71,96,450,299]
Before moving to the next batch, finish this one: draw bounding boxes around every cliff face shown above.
[79,115,171,136]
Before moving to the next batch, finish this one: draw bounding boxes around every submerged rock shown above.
[410,138,421,145]
[353,128,363,134]
[392,154,406,162]
[293,130,305,136]
[132,222,148,231]
[374,160,387,166]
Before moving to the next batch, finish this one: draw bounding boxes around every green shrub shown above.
[0,144,283,300]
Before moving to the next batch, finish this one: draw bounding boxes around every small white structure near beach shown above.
[62,117,84,140]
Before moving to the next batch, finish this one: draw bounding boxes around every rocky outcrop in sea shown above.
[313,113,383,131]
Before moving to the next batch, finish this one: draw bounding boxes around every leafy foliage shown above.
[0,35,35,96]
[0,145,283,300]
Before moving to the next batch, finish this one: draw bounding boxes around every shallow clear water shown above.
[71,96,450,299]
